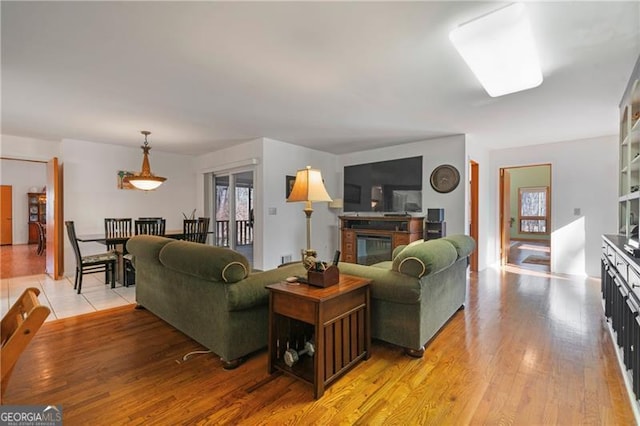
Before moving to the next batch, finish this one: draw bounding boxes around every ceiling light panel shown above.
[449,3,543,97]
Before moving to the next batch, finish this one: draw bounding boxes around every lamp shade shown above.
[123,130,166,191]
[287,166,332,203]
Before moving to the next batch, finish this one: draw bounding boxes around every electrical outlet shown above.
[574,208,581,216]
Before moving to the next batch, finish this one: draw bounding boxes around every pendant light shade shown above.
[123,131,166,191]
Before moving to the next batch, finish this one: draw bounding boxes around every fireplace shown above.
[356,234,392,265]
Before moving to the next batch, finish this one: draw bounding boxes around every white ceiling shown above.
[2,1,639,155]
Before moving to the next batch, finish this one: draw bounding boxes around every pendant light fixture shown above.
[124,130,166,191]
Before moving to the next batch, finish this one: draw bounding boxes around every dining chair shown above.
[65,221,117,294]
[183,217,210,244]
[123,218,166,286]
[36,222,46,256]
[134,218,166,236]
[104,218,133,251]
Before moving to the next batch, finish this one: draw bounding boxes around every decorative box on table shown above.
[307,265,339,288]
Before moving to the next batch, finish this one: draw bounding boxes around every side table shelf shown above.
[267,274,371,399]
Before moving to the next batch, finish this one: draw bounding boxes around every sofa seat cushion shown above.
[392,239,457,278]
[159,241,250,283]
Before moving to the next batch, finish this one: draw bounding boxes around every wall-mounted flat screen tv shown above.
[343,156,423,213]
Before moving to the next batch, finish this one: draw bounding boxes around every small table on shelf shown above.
[266,274,371,399]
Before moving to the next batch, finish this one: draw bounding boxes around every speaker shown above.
[427,208,444,222]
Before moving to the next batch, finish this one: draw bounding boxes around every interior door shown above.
[46,157,63,279]
[0,185,13,245]
[500,168,511,266]
[469,161,479,271]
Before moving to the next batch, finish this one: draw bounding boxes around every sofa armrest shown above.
[442,235,476,259]
[226,263,307,311]
[392,239,457,278]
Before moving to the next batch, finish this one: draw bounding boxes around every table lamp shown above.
[287,166,332,264]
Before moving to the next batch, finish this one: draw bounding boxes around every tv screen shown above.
[343,156,423,213]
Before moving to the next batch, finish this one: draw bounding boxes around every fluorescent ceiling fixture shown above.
[449,3,543,97]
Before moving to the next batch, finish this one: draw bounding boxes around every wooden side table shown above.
[267,274,371,399]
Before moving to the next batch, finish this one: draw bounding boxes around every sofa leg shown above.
[221,358,243,370]
[134,304,146,310]
[405,346,425,358]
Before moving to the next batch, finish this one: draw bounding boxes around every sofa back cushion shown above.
[392,239,457,278]
[159,241,250,283]
[126,235,175,264]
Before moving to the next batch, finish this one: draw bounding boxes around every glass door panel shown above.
[213,170,254,266]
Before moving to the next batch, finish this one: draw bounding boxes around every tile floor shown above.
[0,273,136,321]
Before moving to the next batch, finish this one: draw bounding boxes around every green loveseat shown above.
[126,234,474,367]
[338,234,475,356]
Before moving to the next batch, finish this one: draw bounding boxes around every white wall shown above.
[261,138,339,269]
[0,134,60,160]
[195,137,340,270]
[195,138,264,267]
[0,134,59,244]
[489,135,618,277]
[61,138,197,275]
[339,135,467,235]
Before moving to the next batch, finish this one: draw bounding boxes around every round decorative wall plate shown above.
[430,164,460,193]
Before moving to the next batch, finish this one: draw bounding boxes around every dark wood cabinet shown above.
[267,275,371,399]
[424,221,446,240]
[601,235,640,408]
[28,192,46,244]
[339,216,423,265]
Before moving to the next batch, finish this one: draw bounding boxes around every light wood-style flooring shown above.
[1,243,45,279]
[1,267,636,424]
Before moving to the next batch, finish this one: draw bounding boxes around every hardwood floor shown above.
[1,243,45,279]
[1,267,635,424]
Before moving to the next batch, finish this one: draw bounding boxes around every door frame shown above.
[499,163,552,268]
[469,161,479,271]
[1,185,13,245]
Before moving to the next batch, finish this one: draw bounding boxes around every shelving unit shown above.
[27,192,46,244]
[424,221,446,240]
[619,58,640,237]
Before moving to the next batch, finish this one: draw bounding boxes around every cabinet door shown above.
[341,230,355,263]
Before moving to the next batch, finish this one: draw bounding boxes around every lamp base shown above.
[301,249,317,269]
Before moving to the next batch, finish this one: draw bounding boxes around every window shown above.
[519,186,548,234]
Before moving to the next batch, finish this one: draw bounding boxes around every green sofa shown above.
[126,234,474,367]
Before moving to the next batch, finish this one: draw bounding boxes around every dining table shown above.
[76,230,214,284]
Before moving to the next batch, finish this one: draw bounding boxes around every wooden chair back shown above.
[104,218,132,250]
[65,220,84,266]
[183,217,210,243]
[1,287,51,396]
[135,218,166,236]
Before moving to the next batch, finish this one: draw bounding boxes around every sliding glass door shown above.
[213,170,254,266]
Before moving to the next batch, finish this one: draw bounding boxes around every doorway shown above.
[499,164,551,272]
[1,185,13,245]
[213,170,254,266]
